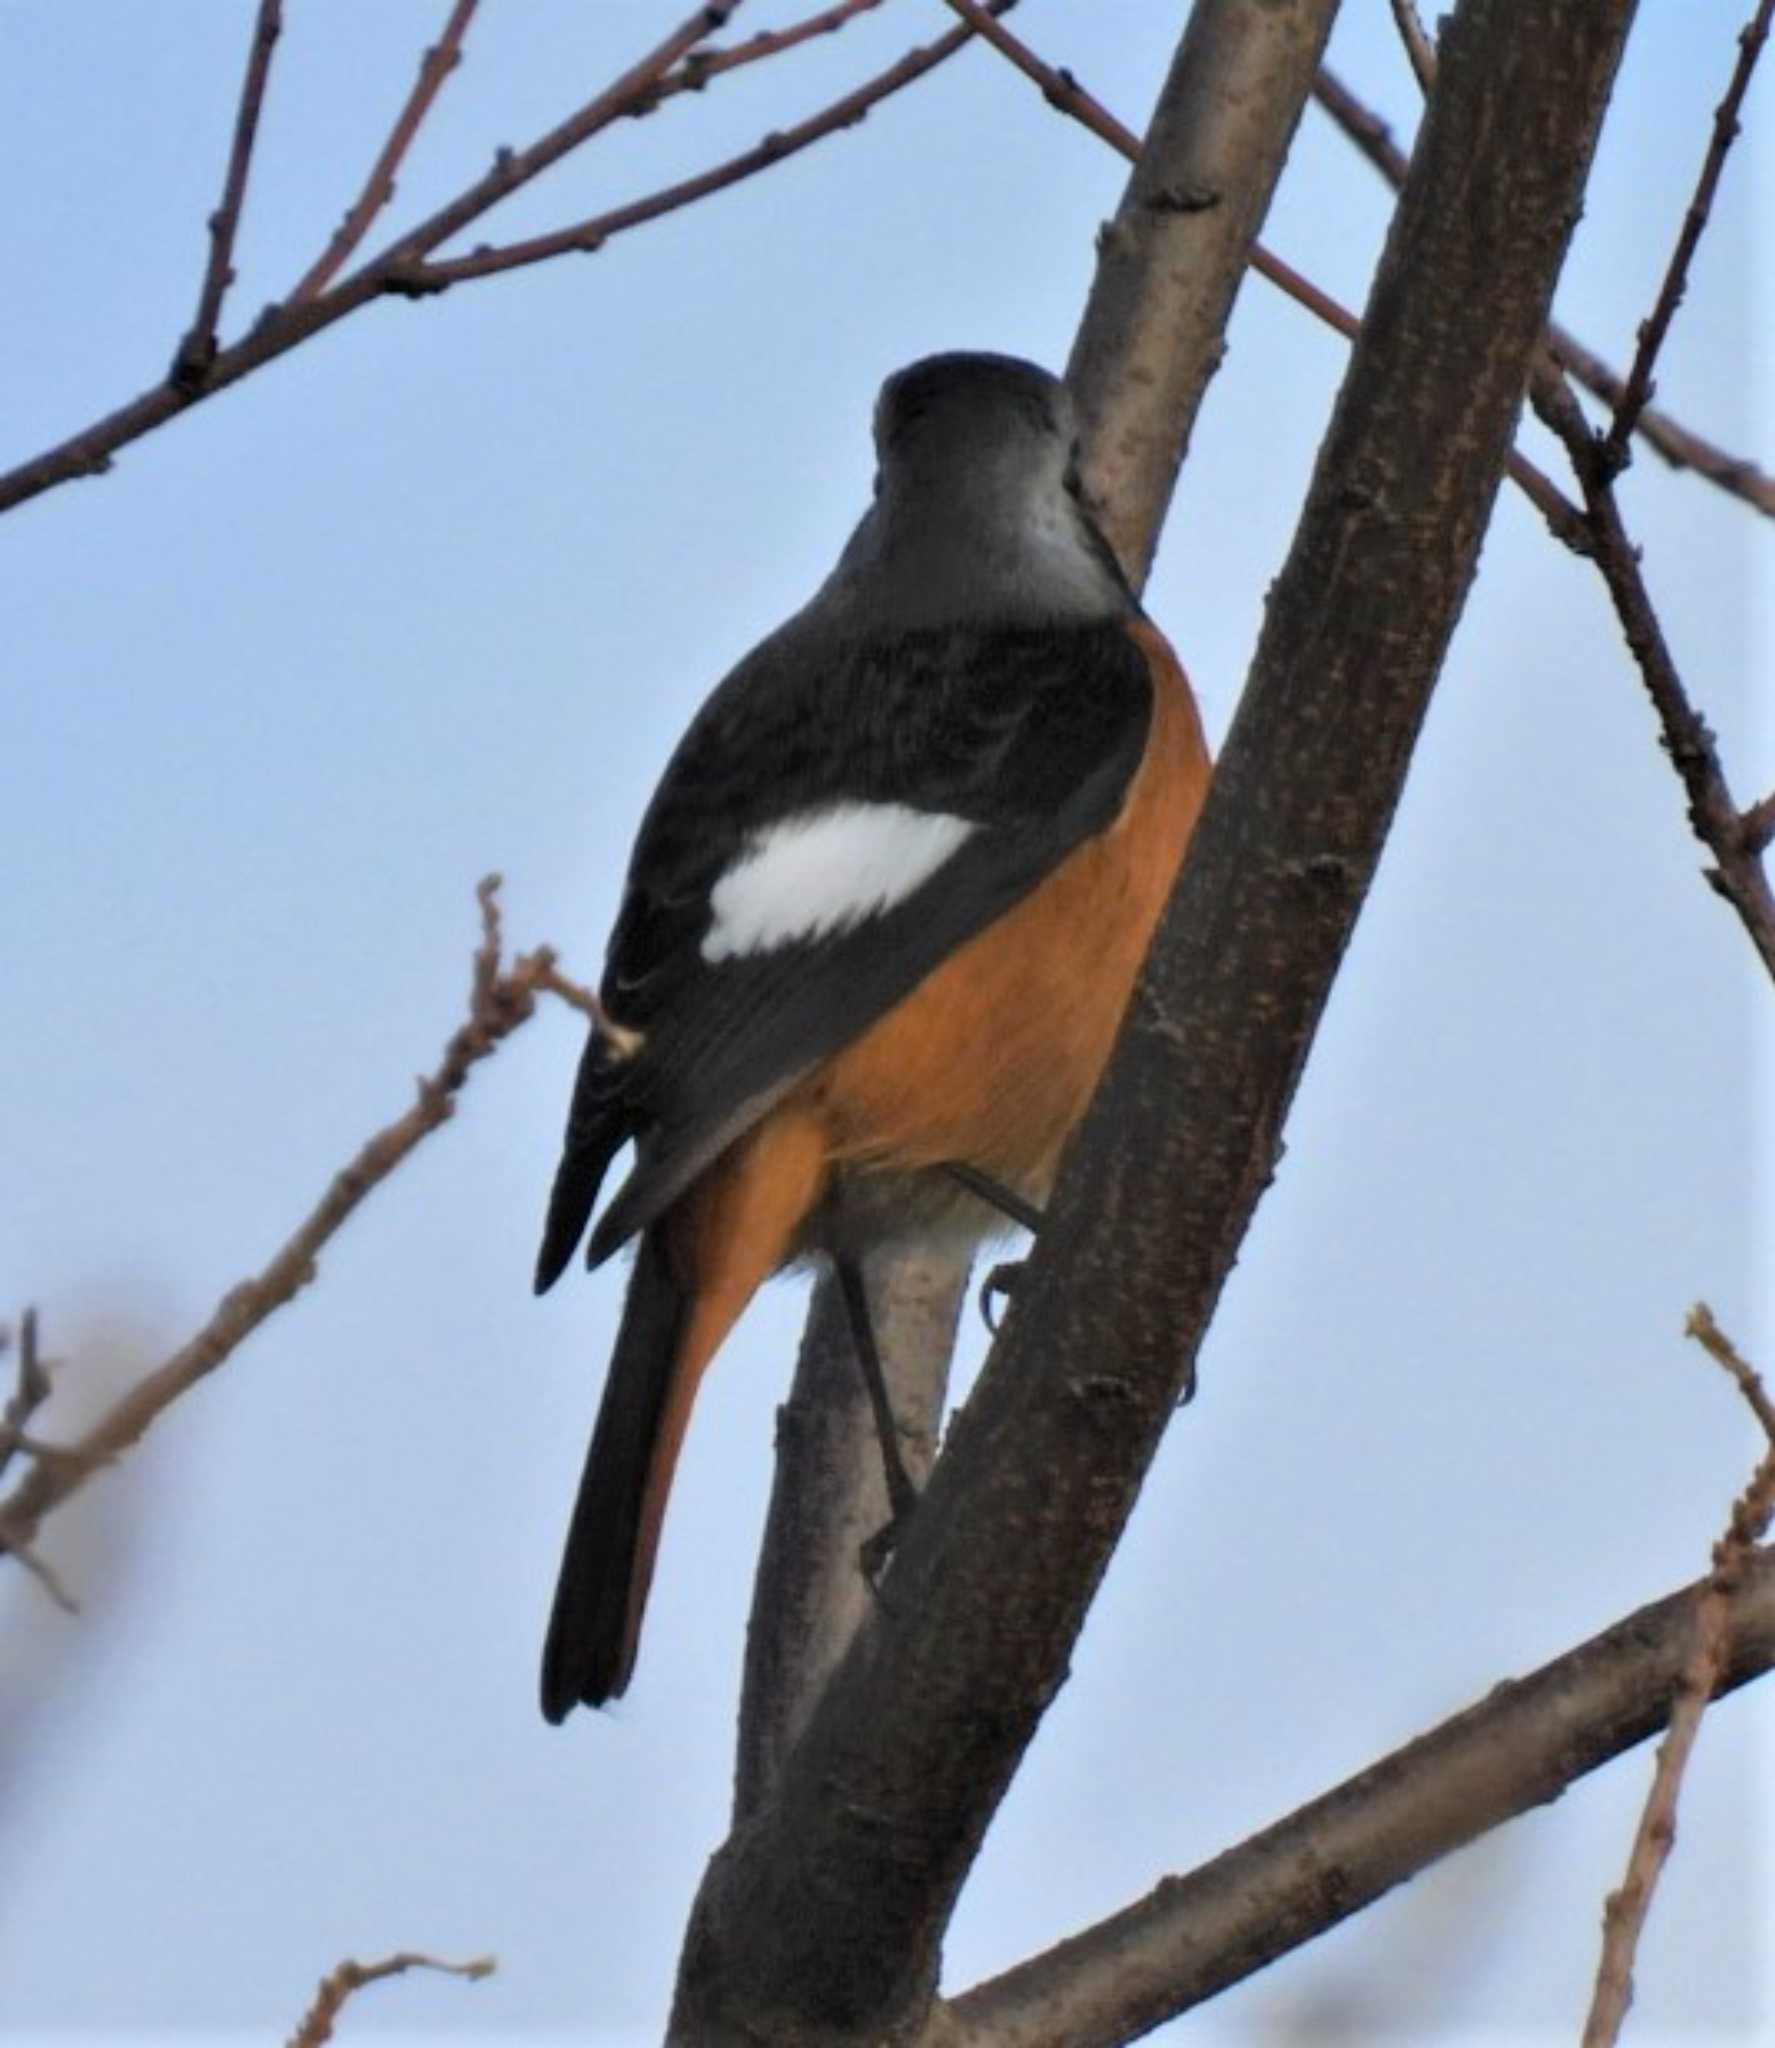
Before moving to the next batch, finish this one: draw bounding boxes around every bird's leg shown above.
[942,1161,1044,1331]
[833,1253,919,1586]
[942,1159,1044,1232]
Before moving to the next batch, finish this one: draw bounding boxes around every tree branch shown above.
[1581,1309,1775,2048]
[942,0,1588,556]
[730,0,1340,1894]
[286,1951,494,2048]
[642,0,889,108]
[0,1309,53,1488]
[668,3,1639,2041]
[405,6,1017,290]
[1599,0,1774,475]
[953,1549,1775,2047]
[171,0,284,388]
[0,880,571,1569]
[287,0,481,304]
[0,0,1017,517]
[1312,62,1775,518]
[1532,366,1775,983]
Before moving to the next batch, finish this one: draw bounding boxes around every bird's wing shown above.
[534,613,1154,1288]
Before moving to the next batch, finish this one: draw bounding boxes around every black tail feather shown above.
[540,1228,688,1720]
[534,1029,633,1294]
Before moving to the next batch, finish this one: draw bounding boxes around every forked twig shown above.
[1580,1306,1775,2047]
[0,0,1015,515]
[1311,68,1775,517]
[409,4,1018,287]
[288,0,481,303]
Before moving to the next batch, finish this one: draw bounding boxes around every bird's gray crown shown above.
[815,351,1132,631]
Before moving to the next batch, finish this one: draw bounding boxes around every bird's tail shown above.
[541,1225,689,1719]
[539,1108,830,1720]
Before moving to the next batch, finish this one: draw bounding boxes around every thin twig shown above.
[171,0,284,387]
[0,1513,78,1613]
[0,880,584,1566]
[406,4,1018,288]
[940,0,1588,549]
[1740,790,1775,856]
[1581,1306,1775,2048]
[1387,0,1437,94]
[0,0,1007,516]
[643,0,888,109]
[1312,68,1775,519]
[288,0,482,304]
[1600,0,1775,475]
[0,1308,52,1486]
[1686,1303,1775,1442]
[1535,351,1775,983]
[287,1951,494,2048]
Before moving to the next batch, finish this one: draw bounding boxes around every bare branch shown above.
[1580,1309,1775,2047]
[407,5,1017,289]
[1599,0,1775,474]
[288,0,481,304]
[1387,0,1437,94]
[0,1512,78,1613]
[0,1308,53,1486]
[0,880,579,1565]
[287,1951,494,2048]
[1533,367,1775,983]
[1544,321,1775,515]
[0,0,1019,516]
[644,0,888,108]
[1313,66,1775,520]
[954,1552,1775,2046]
[671,2,1635,2037]
[171,0,284,388]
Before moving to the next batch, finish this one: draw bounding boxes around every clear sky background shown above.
[1,4,1769,2043]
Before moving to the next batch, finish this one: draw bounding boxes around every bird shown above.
[533,350,1211,1721]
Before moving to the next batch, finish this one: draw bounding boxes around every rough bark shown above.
[731,0,1340,1862]
[673,0,1639,2039]
[950,1550,1775,2044]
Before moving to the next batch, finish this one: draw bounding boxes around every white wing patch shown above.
[702,802,978,962]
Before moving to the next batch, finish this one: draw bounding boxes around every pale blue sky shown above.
[1,4,1769,2041]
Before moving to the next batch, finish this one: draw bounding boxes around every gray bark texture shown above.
[676,0,1650,2041]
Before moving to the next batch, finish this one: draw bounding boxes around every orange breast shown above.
[796,619,1210,1197]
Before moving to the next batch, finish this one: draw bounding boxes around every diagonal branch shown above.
[642,0,888,108]
[1314,42,1775,521]
[670,2,1636,2038]
[0,880,575,1571]
[406,4,1017,289]
[288,0,481,304]
[171,0,284,387]
[1580,1309,1775,2048]
[1600,0,1775,473]
[0,1,1006,517]
[953,1549,1775,2047]
[1533,365,1775,983]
